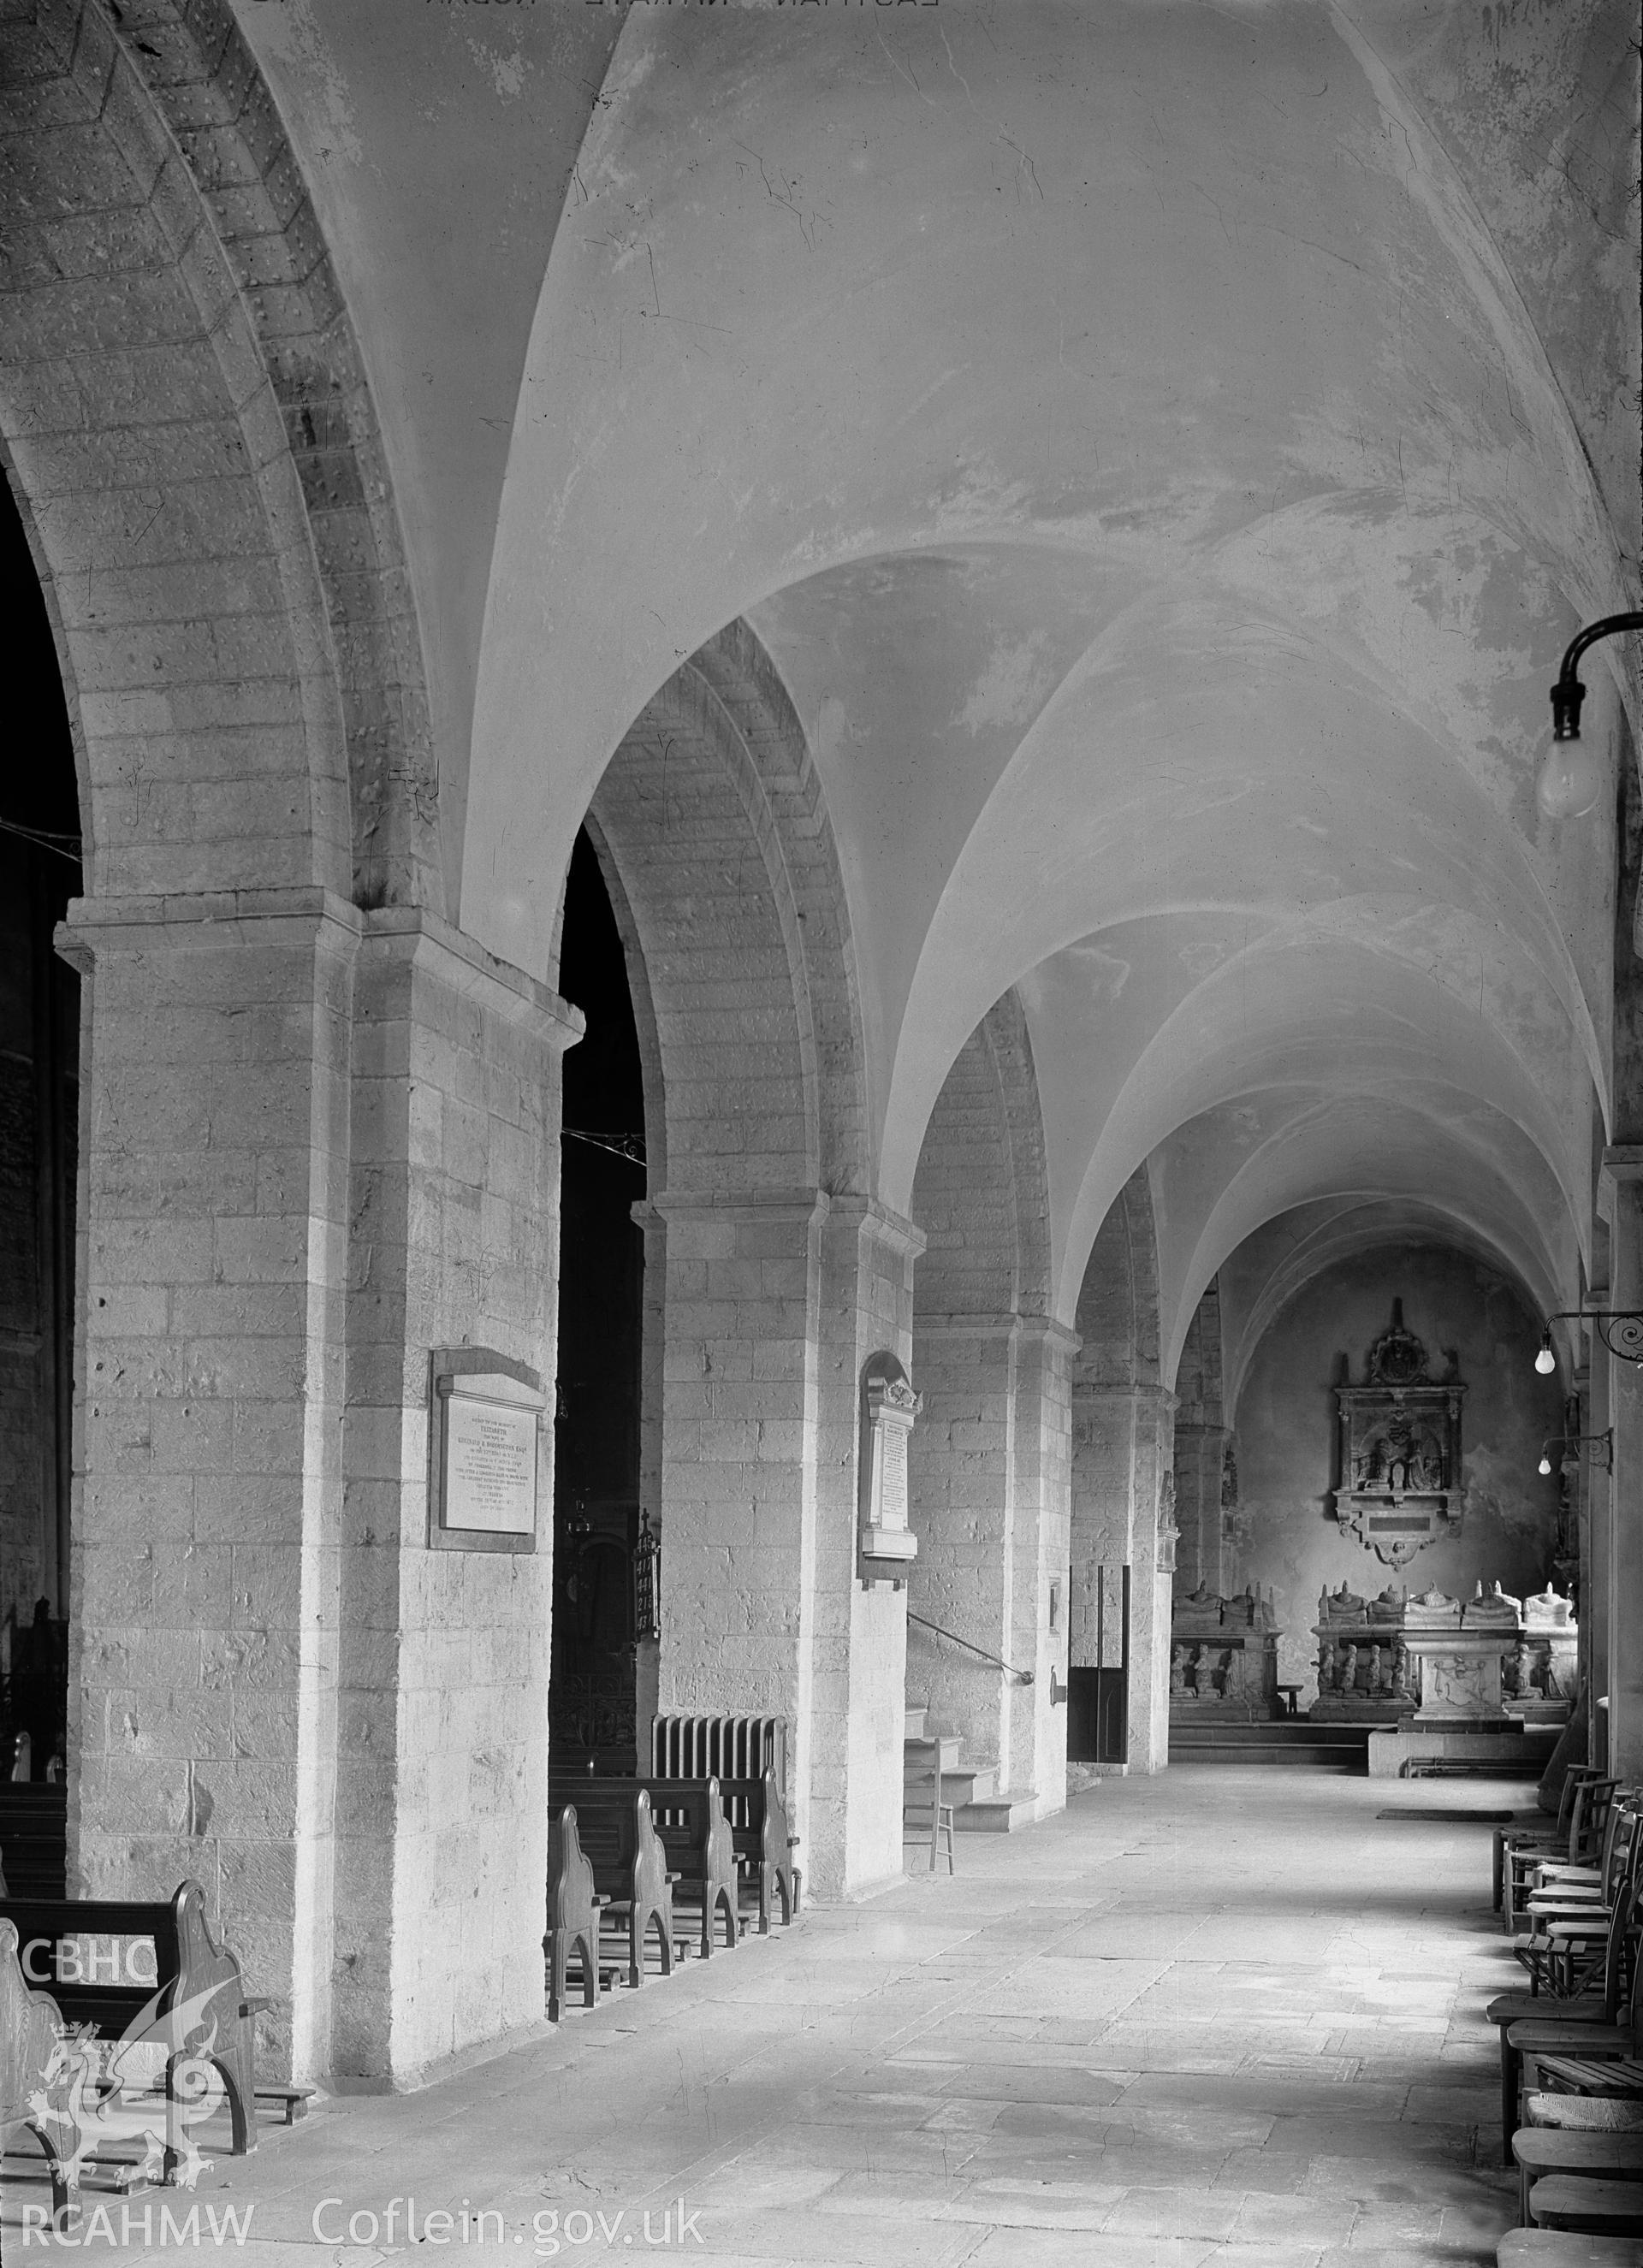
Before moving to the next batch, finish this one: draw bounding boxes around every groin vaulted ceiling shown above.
[239,0,1640,1352]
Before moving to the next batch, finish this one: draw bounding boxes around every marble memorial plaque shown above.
[430,1357,545,1552]
[446,1395,536,1534]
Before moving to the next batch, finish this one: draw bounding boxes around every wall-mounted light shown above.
[1535,1309,1643,1368]
[1539,1430,1614,1477]
[1536,611,1643,819]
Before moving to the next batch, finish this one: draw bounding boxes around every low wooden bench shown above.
[0,1881,261,2158]
[1,1914,75,2223]
[546,1783,674,1991]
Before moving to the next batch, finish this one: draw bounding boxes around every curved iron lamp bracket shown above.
[1542,1430,1615,1474]
[1547,1308,1643,1365]
[1551,612,1643,740]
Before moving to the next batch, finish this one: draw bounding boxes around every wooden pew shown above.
[546,1782,675,1990]
[715,1770,799,1933]
[646,1720,800,1933]
[643,1779,738,1959]
[0,1782,68,1898]
[0,1915,75,2224]
[0,1880,261,2158]
[545,1806,604,2022]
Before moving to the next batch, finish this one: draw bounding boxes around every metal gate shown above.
[1066,1562,1130,1765]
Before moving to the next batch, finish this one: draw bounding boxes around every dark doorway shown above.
[0,471,80,1781]
[1067,1563,1130,1766]
[550,831,648,1770]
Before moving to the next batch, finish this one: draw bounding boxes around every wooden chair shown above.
[903,1740,954,1875]
[1514,2130,1643,2228]
[1509,1779,1619,1933]
[1521,1805,1643,1998]
[1496,1885,1643,2159]
[1527,2177,1643,2236]
[1497,1764,1601,1916]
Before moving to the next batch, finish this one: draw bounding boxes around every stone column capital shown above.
[56,885,363,972]
[1072,1381,1181,1417]
[356,905,584,1051]
[638,1185,831,1230]
[821,1193,927,1263]
[1599,1145,1643,1216]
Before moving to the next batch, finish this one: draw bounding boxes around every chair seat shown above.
[1491,1994,1612,2026]
[1517,2133,1643,2178]
[1528,2098,1643,2133]
[1532,2176,1643,2233]
[1498,2232,1643,2265]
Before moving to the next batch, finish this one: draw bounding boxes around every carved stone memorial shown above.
[859,1353,921,1585]
[1308,1576,1576,1722]
[1331,1301,1465,1568]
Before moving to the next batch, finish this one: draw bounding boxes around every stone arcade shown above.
[0,0,1637,2133]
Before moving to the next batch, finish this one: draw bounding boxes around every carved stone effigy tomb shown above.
[1168,1582,1283,1721]
[1308,1582,1416,1722]
[1308,1578,1576,1724]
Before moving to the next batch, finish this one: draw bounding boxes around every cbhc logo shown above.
[21,1935,159,1988]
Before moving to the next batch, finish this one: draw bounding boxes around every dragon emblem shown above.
[28,1979,229,2194]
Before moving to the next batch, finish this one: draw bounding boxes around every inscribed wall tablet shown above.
[429,1353,545,1553]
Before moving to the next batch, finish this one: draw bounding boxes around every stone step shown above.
[954,1790,1038,1833]
[1168,1742,1364,1773]
[904,1704,928,1741]
[905,1735,961,1777]
[1172,1719,1367,1745]
[941,1767,997,1808]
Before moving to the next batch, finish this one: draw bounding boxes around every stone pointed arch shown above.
[1070,1166,1173,1774]
[580,619,897,1901]
[907,989,1071,1823]
[1,0,439,909]
[587,621,869,1203]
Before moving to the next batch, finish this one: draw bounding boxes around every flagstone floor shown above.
[2,1768,1535,2267]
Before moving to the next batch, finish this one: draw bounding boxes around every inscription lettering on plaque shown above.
[430,1356,545,1551]
[879,1424,909,1528]
[446,1399,536,1534]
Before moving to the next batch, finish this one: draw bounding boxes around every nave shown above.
[1,1771,1532,2268]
